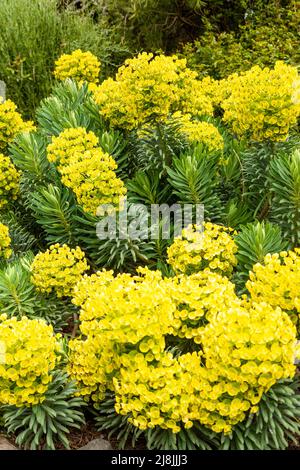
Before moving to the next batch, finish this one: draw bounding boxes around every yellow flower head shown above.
[247,249,300,330]
[200,301,297,433]
[172,112,224,151]
[47,127,99,167]
[31,243,88,297]
[47,128,126,216]
[54,49,101,84]
[221,61,300,141]
[167,222,237,277]
[164,270,240,343]
[0,316,59,407]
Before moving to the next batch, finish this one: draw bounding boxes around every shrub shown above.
[182,1,300,79]
[0,0,132,118]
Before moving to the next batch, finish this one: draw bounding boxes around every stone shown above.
[0,437,17,450]
[0,81,6,101]
[79,438,112,451]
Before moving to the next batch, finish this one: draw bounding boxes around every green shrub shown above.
[0,0,131,118]
[182,1,299,79]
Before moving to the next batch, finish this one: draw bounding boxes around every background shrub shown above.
[0,0,131,118]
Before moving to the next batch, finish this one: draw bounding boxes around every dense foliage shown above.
[0,2,300,450]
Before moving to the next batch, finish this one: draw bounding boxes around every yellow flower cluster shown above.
[68,333,118,403]
[54,49,101,84]
[172,112,224,151]
[47,127,98,167]
[0,223,12,259]
[74,268,174,345]
[72,269,114,309]
[93,52,213,130]
[167,222,237,276]
[31,243,88,298]
[165,271,239,343]
[114,352,204,433]
[47,128,126,215]
[200,302,296,433]
[0,99,35,149]
[69,268,173,400]
[247,250,300,328]
[60,148,126,216]
[221,61,300,141]
[0,153,21,209]
[0,316,60,407]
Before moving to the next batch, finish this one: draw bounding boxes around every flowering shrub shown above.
[31,244,88,297]
[246,250,300,328]
[93,52,213,130]
[0,153,21,209]
[172,112,224,151]
[167,223,237,276]
[0,99,35,149]
[221,61,300,141]
[54,49,101,84]
[0,223,11,259]
[0,316,60,407]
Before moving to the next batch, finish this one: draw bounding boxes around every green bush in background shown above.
[0,0,131,118]
[182,0,299,78]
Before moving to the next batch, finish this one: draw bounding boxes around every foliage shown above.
[221,377,300,450]
[2,371,85,449]
[0,0,132,118]
[269,149,300,247]
[183,1,300,79]
[234,221,286,290]
[167,148,224,221]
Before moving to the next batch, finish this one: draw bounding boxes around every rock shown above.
[79,438,112,451]
[0,437,17,450]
